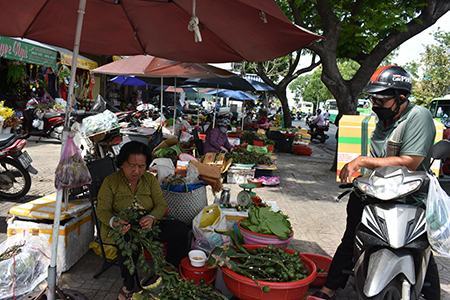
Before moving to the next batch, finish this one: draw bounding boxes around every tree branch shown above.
[287,0,304,27]
[256,63,277,89]
[293,54,321,77]
[352,0,450,92]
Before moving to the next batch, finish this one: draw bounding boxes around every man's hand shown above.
[113,219,131,234]
[139,215,155,230]
[340,157,361,183]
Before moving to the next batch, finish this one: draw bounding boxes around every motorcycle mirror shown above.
[431,140,450,160]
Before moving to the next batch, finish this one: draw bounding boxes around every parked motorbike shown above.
[306,117,329,143]
[22,108,65,141]
[0,133,38,199]
[344,140,450,299]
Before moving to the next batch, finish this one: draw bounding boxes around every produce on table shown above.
[240,206,292,240]
[209,245,309,283]
[226,148,272,165]
[111,204,226,300]
[132,274,226,300]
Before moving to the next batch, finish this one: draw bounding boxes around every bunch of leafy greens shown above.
[226,148,272,165]
[111,204,226,300]
[241,206,292,240]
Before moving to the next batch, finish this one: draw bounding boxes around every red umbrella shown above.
[91,55,234,78]
[0,0,320,63]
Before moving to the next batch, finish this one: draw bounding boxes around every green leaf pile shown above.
[241,206,292,240]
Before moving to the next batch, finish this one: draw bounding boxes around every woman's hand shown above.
[139,215,155,229]
[113,219,131,234]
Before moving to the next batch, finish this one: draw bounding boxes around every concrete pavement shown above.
[1,138,449,299]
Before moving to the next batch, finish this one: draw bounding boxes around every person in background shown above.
[309,108,326,134]
[257,109,271,129]
[96,141,190,299]
[203,118,233,153]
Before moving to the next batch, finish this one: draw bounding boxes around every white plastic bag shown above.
[192,204,230,254]
[81,110,118,136]
[426,173,450,257]
[149,158,175,183]
[0,236,50,299]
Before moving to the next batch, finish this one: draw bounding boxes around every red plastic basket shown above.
[292,144,312,156]
[253,140,265,146]
[222,245,317,300]
[301,253,332,287]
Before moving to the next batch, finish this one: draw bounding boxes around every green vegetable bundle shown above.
[240,206,292,239]
[132,274,227,300]
[226,148,272,165]
[210,245,309,283]
[111,204,226,300]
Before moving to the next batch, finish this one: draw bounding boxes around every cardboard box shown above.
[337,115,444,182]
[7,210,94,272]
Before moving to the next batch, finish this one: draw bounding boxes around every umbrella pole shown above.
[173,78,177,135]
[48,0,86,299]
[160,77,164,127]
[241,102,245,131]
[212,84,219,128]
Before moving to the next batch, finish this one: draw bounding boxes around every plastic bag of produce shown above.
[0,236,50,299]
[55,135,92,189]
[81,110,118,136]
[426,173,450,257]
[192,204,229,253]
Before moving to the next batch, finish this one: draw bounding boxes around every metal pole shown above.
[212,84,219,128]
[160,77,164,127]
[173,78,177,135]
[48,1,86,299]
[241,101,245,131]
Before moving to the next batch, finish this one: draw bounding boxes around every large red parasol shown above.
[0,0,321,63]
[91,55,234,78]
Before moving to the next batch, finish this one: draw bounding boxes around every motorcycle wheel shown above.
[0,157,32,200]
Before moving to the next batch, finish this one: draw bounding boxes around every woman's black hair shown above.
[116,141,152,168]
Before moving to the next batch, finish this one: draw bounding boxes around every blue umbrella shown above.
[110,75,148,87]
[207,89,257,101]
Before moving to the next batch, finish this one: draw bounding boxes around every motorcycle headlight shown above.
[356,175,422,201]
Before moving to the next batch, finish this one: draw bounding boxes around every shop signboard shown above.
[0,36,57,70]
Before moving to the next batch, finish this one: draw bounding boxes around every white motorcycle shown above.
[349,140,450,299]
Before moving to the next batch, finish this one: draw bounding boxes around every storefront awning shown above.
[0,36,57,69]
[53,46,98,70]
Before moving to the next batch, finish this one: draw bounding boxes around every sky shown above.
[395,11,449,66]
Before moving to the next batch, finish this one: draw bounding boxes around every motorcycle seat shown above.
[44,112,63,118]
[0,134,17,148]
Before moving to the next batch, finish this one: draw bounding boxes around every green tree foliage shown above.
[284,0,448,114]
[289,60,360,105]
[410,30,450,105]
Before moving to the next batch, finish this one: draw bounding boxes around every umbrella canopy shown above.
[110,75,147,87]
[246,79,275,92]
[164,86,196,93]
[183,76,256,91]
[207,89,257,101]
[92,55,234,78]
[0,0,321,63]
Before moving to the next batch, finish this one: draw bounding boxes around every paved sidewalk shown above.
[1,140,449,299]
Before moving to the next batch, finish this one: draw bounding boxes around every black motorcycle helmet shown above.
[364,65,412,96]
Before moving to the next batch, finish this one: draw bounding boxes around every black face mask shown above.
[372,106,397,122]
[371,96,401,122]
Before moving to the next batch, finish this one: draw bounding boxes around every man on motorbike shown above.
[312,65,440,300]
[309,109,326,133]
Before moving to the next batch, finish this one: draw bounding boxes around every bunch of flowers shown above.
[0,101,14,121]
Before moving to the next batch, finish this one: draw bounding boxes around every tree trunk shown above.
[276,88,292,128]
